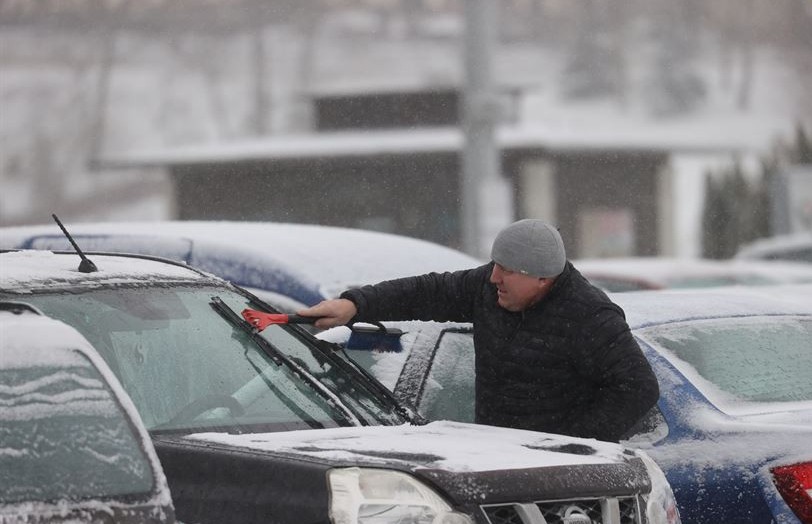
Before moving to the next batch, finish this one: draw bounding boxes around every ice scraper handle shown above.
[241,309,318,332]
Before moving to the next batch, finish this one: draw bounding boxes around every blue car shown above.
[0,221,481,312]
[318,285,812,524]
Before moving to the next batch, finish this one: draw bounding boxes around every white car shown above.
[735,232,812,264]
[0,303,175,523]
[573,256,812,292]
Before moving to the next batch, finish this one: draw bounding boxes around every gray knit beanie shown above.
[491,219,566,278]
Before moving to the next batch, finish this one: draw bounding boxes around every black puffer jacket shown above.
[341,261,659,442]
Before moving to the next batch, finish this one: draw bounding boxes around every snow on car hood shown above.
[0,250,207,292]
[189,420,630,473]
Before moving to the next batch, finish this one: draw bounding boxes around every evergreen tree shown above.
[702,171,730,258]
[702,123,810,258]
[792,124,812,163]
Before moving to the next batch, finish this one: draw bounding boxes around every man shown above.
[299,219,659,442]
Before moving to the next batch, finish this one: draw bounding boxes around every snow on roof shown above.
[612,284,812,329]
[1,221,482,298]
[99,128,461,167]
[95,123,749,169]
[0,250,208,292]
[190,420,628,473]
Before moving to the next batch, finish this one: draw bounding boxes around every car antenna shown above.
[51,213,98,273]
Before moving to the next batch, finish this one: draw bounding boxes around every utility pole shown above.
[461,0,501,257]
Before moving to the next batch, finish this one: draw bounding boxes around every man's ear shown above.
[537,277,554,290]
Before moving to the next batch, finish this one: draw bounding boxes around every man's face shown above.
[489,263,550,312]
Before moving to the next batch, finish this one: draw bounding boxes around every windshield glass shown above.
[637,316,812,404]
[14,285,405,433]
[0,351,154,503]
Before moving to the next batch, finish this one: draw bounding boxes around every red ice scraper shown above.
[241,309,316,332]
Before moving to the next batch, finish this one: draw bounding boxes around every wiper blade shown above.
[210,297,281,364]
[317,339,423,424]
[209,296,361,426]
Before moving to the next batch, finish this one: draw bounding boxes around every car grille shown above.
[481,496,643,524]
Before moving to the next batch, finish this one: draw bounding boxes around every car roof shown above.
[0,250,212,293]
[612,284,812,329]
[0,221,483,299]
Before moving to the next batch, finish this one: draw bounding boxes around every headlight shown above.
[637,451,682,524]
[328,467,473,524]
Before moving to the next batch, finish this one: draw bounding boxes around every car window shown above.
[419,330,475,423]
[0,350,154,503]
[13,285,405,433]
[637,316,812,404]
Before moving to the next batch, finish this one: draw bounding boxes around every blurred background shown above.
[1,0,810,259]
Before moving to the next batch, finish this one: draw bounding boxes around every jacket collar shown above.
[524,261,573,313]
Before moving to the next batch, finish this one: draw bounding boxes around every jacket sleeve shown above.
[566,306,660,442]
[339,264,490,324]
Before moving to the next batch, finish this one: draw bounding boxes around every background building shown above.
[2,0,810,257]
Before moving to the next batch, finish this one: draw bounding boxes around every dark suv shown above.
[0,250,679,524]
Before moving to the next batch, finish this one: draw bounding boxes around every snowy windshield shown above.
[638,316,812,404]
[14,285,405,433]
[0,351,154,503]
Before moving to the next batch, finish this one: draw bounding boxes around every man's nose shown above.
[489,265,501,283]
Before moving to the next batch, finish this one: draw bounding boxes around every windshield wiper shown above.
[316,338,423,424]
[209,296,362,427]
[240,294,417,425]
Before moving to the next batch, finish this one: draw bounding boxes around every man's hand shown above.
[297,298,357,329]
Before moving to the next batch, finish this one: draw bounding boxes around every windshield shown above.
[637,316,812,404]
[0,351,154,503]
[13,285,405,433]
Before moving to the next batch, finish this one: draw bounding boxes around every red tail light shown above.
[772,462,812,524]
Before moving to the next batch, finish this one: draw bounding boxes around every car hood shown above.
[186,421,651,502]
[189,420,629,471]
